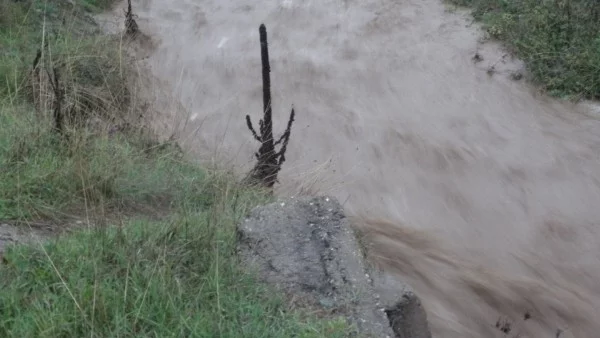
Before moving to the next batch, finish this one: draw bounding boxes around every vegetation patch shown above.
[0,183,350,337]
[450,0,600,100]
[0,0,350,336]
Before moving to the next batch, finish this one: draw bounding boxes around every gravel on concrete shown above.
[237,196,431,338]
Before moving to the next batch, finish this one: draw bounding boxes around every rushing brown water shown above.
[100,0,600,336]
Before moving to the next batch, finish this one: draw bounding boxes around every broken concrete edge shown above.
[237,195,432,338]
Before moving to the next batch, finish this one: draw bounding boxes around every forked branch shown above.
[244,24,296,189]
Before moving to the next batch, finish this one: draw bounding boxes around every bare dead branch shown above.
[245,114,261,141]
[276,107,295,166]
[274,106,295,147]
[244,24,296,189]
[48,67,64,135]
[32,49,42,71]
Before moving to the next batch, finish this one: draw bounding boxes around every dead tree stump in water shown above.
[244,24,295,189]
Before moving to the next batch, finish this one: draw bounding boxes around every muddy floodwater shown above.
[99,0,600,336]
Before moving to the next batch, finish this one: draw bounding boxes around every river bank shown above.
[96,0,600,336]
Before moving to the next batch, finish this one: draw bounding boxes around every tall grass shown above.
[450,0,600,100]
[0,106,206,219]
[0,172,350,337]
[0,1,351,336]
[1,0,141,219]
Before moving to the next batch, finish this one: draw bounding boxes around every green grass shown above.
[0,176,350,337]
[449,0,600,100]
[0,109,352,336]
[0,106,208,219]
[0,1,352,336]
[0,0,127,114]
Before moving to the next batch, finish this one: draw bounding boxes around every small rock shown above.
[510,71,523,81]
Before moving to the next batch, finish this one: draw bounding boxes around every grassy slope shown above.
[0,1,350,336]
[449,0,600,100]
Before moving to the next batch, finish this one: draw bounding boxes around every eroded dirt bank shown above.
[99,0,600,336]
